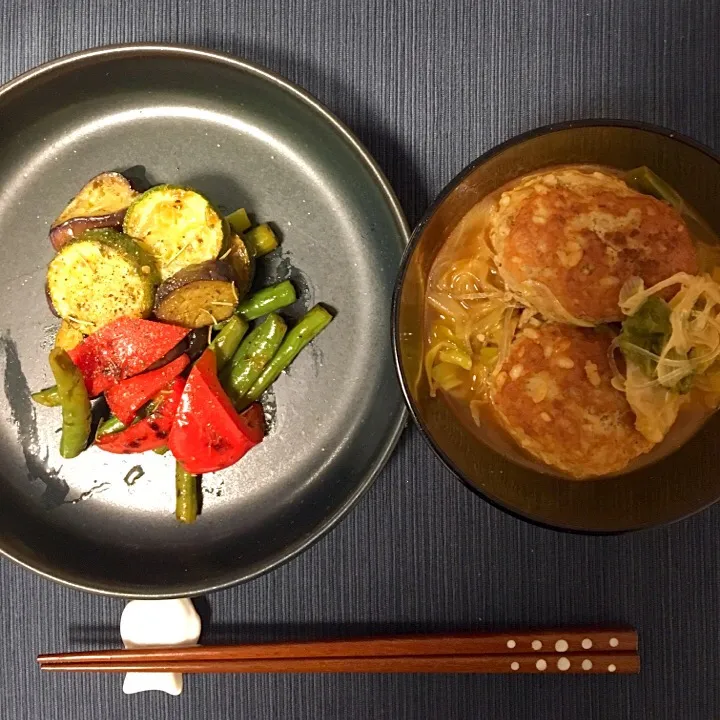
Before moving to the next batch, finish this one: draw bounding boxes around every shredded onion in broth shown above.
[424,198,524,404]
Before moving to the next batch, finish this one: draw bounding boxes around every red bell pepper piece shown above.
[105,354,189,425]
[168,350,265,474]
[236,403,265,444]
[68,318,189,396]
[96,376,185,454]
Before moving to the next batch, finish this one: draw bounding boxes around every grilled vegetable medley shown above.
[34,171,333,523]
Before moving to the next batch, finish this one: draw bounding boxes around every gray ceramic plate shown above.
[0,44,408,597]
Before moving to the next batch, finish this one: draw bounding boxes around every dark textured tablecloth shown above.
[1,1,719,718]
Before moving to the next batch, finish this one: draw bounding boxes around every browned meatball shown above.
[490,168,698,323]
[491,323,653,478]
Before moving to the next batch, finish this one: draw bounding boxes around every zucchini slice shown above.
[154,261,238,328]
[47,229,160,334]
[123,185,225,280]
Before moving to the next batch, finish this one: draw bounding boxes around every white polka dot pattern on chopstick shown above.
[490,629,639,674]
[502,654,635,673]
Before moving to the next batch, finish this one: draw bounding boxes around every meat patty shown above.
[491,323,653,478]
[490,168,698,323]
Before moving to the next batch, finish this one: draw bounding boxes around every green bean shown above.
[244,305,333,404]
[48,348,91,459]
[153,445,169,455]
[95,415,126,440]
[236,281,296,321]
[94,392,169,443]
[226,207,251,234]
[243,223,278,258]
[32,377,171,416]
[31,385,61,407]
[222,313,287,404]
[209,315,249,370]
[175,463,198,524]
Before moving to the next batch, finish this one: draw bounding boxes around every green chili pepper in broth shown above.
[618,296,694,393]
[618,296,671,378]
[48,348,91,459]
[624,166,720,248]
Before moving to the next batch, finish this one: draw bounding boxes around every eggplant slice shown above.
[224,233,255,300]
[50,211,128,251]
[50,172,138,250]
[154,260,239,328]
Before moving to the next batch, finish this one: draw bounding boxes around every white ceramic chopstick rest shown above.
[119,598,202,695]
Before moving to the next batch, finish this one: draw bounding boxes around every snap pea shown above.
[236,281,296,321]
[48,348,91,459]
[209,315,249,370]
[175,463,198,524]
[222,313,287,404]
[243,305,333,405]
[31,385,61,407]
[243,223,278,258]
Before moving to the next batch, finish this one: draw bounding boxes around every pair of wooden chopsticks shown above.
[38,629,639,674]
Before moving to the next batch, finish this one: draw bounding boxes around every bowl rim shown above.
[392,118,720,535]
[0,42,410,597]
